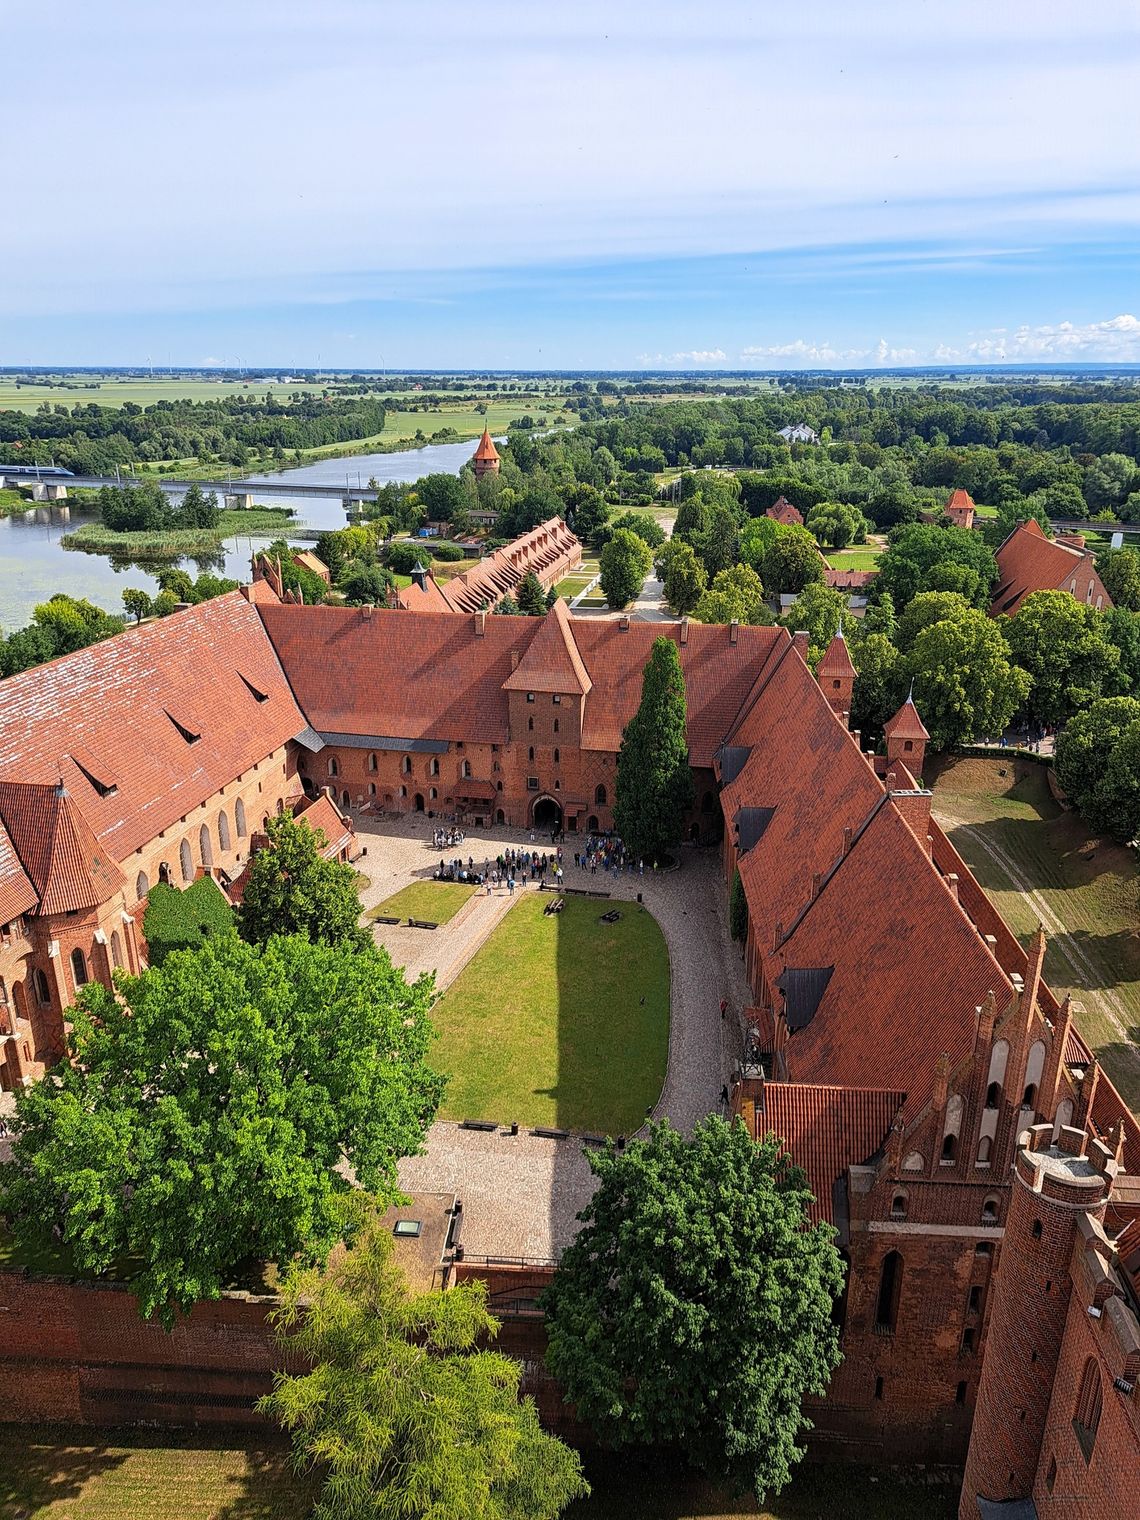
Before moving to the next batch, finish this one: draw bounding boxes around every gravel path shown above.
[353,813,747,1258]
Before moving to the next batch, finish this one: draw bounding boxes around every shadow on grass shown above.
[565,1450,960,1520]
[0,1433,128,1516]
[215,1444,320,1520]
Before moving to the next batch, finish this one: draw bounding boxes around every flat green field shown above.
[0,1427,958,1520]
[433,892,670,1133]
[366,880,477,925]
[823,547,883,571]
[930,755,1140,1114]
[0,1426,316,1520]
[0,377,321,411]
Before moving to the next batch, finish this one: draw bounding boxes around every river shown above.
[0,435,486,630]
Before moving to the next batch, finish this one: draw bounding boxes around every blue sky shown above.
[3,0,1140,369]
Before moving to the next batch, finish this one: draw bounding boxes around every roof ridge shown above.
[778,792,889,949]
[722,629,795,742]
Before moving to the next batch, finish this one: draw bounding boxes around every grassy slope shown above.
[432,893,670,1133]
[366,880,477,925]
[929,755,1140,1113]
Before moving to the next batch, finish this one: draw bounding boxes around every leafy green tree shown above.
[1083,453,1136,511]
[417,473,468,524]
[153,589,179,617]
[698,503,742,579]
[122,587,153,624]
[341,564,393,606]
[779,581,848,663]
[1002,591,1121,726]
[261,1209,587,1520]
[1055,696,1140,842]
[761,525,825,598]
[542,1117,843,1504]
[896,591,973,653]
[0,934,444,1324]
[237,811,368,951]
[32,594,124,654]
[738,515,782,573]
[729,867,748,942]
[806,500,864,550]
[516,570,548,617]
[858,590,897,642]
[693,564,769,626]
[1096,547,1140,612]
[1105,607,1140,693]
[614,637,694,860]
[907,609,1030,748]
[315,529,348,583]
[672,494,710,548]
[876,523,996,611]
[610,509,666,549]
[662,539,707,614]
[599,527,652,609]
[178,482,219,529]
[849,632,905,742]
[155,566,194,600]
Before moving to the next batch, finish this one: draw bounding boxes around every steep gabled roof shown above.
[946,488,976,512]
[473,427,500,463]
[503,599,592,695]
[884,692,930,743]
[0,816,38,923]
[776,801,1012,1120]
[751,1081,906,1224]
[818,628,856,681]
[0,782,125,915]
[0,594,306,863]
[991,519,1112,617]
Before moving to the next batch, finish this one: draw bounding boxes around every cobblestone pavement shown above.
[353,812,749,1258]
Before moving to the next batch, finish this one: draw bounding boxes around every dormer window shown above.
[552,694,561,705]
[165,710,200,745]
[526,692,535,703]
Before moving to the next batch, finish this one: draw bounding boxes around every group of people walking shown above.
[433,826,466,849]
[573,833,643,877]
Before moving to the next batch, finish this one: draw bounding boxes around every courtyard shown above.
[350,810,749,1259]
[432,892,670,1134]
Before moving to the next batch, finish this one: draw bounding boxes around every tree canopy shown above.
[661,539,707,615]
[542,1117,844,1503]
[907,606,1030,748]
[1000,591,1121,727]
[1055,696,1140,842]
[614,636,693,860]
[0,933,444,1323]
[262,1208,587,1520]
[599,527,652,610]
[237,811,368,951]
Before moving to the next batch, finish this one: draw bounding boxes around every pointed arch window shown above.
[1073,1358,1102,1462]
[70,948,89,988]
[875,1251,902,1332]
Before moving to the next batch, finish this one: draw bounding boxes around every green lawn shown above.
[930,755,1140,1114]
[0,1426,316,1520]
[432,893,670,1133]
[0,1428,958,1520]
[366,880,477,925]
[823,547,883,571]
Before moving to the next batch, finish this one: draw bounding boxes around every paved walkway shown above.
[352,813,747,1258]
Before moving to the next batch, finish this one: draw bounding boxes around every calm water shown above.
[0,436,486,630]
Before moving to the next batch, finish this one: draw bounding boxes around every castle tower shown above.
[884,687,930,778]
[817,627,856,723]
[959,1123,1117,1518]
[472,427,500,479]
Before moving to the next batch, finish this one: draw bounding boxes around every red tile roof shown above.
[399,518,579,615]
[0,594,306,865]
[775,801,1012,1120]
[1090,1072,1140,1176]
[883,693,930,743]
[295,793,354,858]
[991,519,1113,617]
[473,428,500,463]
[503,597,592,695]
[752,1081,905,1224]
[946,489,976,513]
[0,816,38,923]
[0,782,125,914]
[818,630,856,681]
[766,496,803,527]
[260,604,781,766]
[823,567,877,591]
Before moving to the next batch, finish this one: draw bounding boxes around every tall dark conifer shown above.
[614,636,693,861]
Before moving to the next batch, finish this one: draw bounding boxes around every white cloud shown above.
[935,314,1140,362]
[673,348,727,364]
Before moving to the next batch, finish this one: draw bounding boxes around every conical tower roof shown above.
[0,780,125,915]
[883,688,930,742]
[473,427,500,463]
[818,626,856,680]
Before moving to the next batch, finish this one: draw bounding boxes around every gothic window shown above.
[594,784,607,805]
[369,783,376,796]
[985,1081,1001,1109]
[368,753,378,772]
[110,931,124,969]
[976,1136,992,1165]
[328,756,339,778]
[875,1251,902,1332]
[553,718,559,733]
[33,967,51,1006]
[1022,1083,1038,1110]
[528,717,534,731]
[981,1195,1000,1223]
[402,756,412,775]
[1032,1219,1042,1240]
[430,758,440,777]
[941,1093,964,1163]
[941,1132,958,1162]
[461,760,472,778]
[553,748,560,764]
[199,823,213,869]
[529,747,535,762]
[235,797,247,837]
[70,948,89,988]
[890,1193,907,1220]
[218,811,231,851]
[1073,1358,1102,1463]
[135,870,149,901]
[180,838,193,882]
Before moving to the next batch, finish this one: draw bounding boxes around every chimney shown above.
[729,620,739,645]
[841,825,852,857]
[511,649,521,670]
[791,630,809,662]
[810,871,822,901]
[474,610,486,637]
[946,871,959,902]
[362,604,373,620]
[679,616,689,645]
[618,615,630,630]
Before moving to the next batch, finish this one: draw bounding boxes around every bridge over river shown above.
[0,469,378,503]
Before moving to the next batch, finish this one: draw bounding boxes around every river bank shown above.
[61,507,295,560]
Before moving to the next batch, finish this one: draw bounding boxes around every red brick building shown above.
[766,494,804,527]
[1,586,1137,1505]
[946,488,977,530]
[991,519,1113,617]
[471,425,501,480]
[394,517,581,614]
